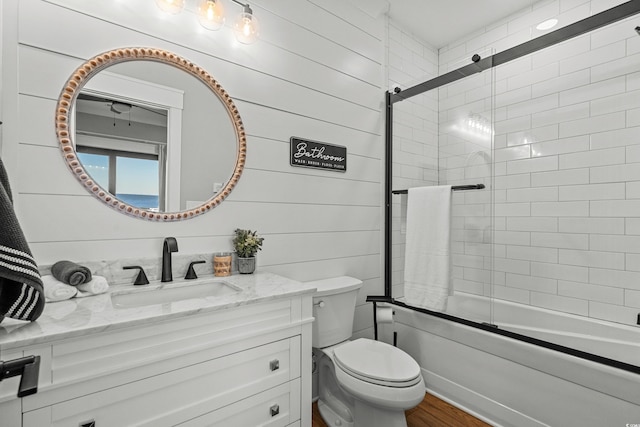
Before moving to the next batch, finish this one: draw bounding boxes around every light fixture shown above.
[232,2,259,44]
[536,18,558,31]
[198,0,225,31]
[154,0,260,44]
[155,0,185,15]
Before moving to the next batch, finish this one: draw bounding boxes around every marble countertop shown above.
[0,272,316,350]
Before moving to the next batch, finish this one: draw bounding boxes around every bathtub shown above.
[389,294,640,426]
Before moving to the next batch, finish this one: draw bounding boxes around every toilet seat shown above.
[333,339,422,388]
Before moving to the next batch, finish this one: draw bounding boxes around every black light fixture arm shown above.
[230,0,252,13]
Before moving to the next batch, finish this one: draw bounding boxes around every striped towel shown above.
[0,158,45,322]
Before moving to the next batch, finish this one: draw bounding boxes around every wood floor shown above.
[312,393,491,427]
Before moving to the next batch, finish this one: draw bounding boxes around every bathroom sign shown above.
[290,137,347,172]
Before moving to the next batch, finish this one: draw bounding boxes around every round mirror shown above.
[55,47,246,221]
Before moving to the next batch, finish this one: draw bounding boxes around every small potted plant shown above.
[232,228,264,274]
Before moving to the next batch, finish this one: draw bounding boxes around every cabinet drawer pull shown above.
[269,359,280,371]
[270,404,280,417]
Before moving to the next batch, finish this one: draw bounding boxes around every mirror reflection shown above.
[56,48,246,221]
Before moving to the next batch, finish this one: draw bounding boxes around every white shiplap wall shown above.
[0,0,385,337]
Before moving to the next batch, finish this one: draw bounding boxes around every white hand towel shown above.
[403,185,452,311]
[42,275,78,302]
[75,276,109,296]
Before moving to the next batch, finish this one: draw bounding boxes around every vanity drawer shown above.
[23,337,300,427]
[178,379,301,427]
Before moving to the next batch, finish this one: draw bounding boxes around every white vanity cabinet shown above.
[3,294,313,427]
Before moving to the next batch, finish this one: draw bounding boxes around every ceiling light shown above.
[233,3,259,44]
[536,18,558,31]
[110,101,132,114]
[198,0,225,30]
[155,0,185,15]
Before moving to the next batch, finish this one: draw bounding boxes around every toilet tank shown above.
[307,276,363,348]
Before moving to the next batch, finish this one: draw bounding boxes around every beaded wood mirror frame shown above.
[55,47,246,221]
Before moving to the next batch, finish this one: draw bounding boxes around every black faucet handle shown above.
[123,265,150,285]
[185,260,206,280]
[0,355,40,398]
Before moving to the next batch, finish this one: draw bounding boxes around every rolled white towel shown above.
[75,276,109,296]
[42,275,78,302]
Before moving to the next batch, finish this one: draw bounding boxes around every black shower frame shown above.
[373,0,640,375]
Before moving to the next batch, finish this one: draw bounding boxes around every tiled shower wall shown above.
[390,0,640,327]
[388,20,439,298]
[439,0,640,327]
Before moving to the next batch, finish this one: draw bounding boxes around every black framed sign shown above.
[289,137,347,172]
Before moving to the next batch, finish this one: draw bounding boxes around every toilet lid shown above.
[333,339,421,387]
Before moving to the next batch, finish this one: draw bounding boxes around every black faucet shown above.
[161,237,179,282]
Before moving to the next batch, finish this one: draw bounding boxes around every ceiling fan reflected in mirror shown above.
[76,93,167,127]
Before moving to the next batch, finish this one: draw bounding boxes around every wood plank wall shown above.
[0,0,386,337]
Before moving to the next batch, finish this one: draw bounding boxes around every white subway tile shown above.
[591,268,640,291]
[532,101,590,128]
[532,69,590,98]
[591,200,640,217]
[508,125,559,147]
[591,162,640,184]
[530,135,587,157]
[558,280,624,304]
[592,52,640,83]
[590,126,640,150]
[507,245,558,263]
[531,168,589,187]
[591,88,640,116]
[559,183,625,201]
[560,0,589,13]
[530,292,588,315]
[590,234,640,254]
[507,187,558,202]
[628,70,640,91]
[625,218,640,235]
[589,301,638,325]
[559,40,626,75]
[507,94,559,119]
[494,173,531,189]
[531,201,589,216]
[531,261,589,282]
[495,145,531,162]
[626,145,640,164]
[507,1,559,35]
[532,232,588,250]
[559,112,626,138]
[626,289,640,309]
[494,115,532,136]
[560,147,625,169]
[492,284,530,304]
[494,202,531,217]
[494,231,531,246]
[494,258,531,275]
[507,156,558,175]
[558,217,624,234]
[507,217,558,232]
[559,249,625,269]
[453,254,485,269]
[559,77,625,107]
[507,63,559,92]
[506,273,558,294]
[453,278,485,295]
[495,86,532,109]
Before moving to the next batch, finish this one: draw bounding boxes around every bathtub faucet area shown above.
[161,237,179,282]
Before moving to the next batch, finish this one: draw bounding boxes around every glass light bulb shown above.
[198,0,225,31]
[234,12,259,44]
[155,0,185,14]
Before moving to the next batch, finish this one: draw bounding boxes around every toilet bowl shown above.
[309,276,425,427]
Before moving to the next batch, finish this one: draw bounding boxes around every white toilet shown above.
[309,276,425,427]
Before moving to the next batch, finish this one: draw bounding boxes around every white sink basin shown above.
[111,281,241,308]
